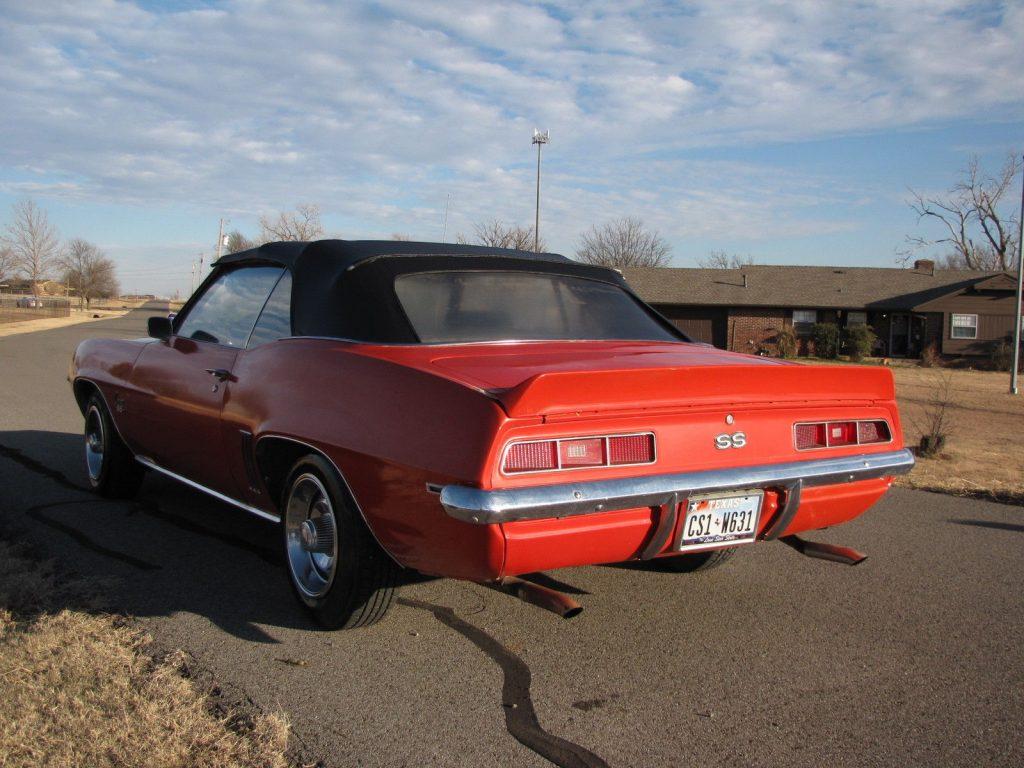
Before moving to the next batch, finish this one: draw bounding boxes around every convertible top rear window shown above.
[394,271,678,343]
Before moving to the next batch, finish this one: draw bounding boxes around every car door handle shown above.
[205,368,231,382]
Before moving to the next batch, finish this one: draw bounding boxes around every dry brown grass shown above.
[0,539,290,768]
[891,365,1024,504]
[800,358,1024,503]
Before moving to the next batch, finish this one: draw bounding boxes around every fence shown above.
[0,297,72,324]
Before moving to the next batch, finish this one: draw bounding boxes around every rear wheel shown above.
[84,393,143,498]
[659,546,738,573]
[282,455,397,629]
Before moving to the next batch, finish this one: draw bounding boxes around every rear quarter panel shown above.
[224,339,510,580]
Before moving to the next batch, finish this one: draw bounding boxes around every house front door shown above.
[890,313,910,356]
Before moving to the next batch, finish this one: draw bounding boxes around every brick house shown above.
[622,260,1021,359]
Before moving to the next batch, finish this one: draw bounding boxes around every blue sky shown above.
[1,0,1022,296]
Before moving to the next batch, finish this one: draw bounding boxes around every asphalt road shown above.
[1,304,1022,767]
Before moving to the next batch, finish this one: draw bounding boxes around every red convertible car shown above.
[70,240,914,628]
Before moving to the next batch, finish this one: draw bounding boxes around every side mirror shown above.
[148,316,172,341]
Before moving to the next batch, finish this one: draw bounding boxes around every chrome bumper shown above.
[440,448,915,525]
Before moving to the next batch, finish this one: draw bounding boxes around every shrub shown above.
[990,338,1013,372]
[919,342,942,368]
[844,325,877,362]
[811,322,840,359]
[915,373,954,458]
[775,326,797,359]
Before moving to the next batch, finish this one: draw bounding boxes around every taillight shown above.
[794,423,827,450]
[504,441,558,473]
[794,420,891,450]
[857,420,891,444]
[502,433,655,474]
[609,433,656,465]
[559,438,605,468]
[826,421,858,447]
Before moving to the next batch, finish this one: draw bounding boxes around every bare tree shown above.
[58,238,119,307]
[901,154,1021,271]
[258,203,325,243]
[698,250,756,269]
[461,219,545,251]
[3,200,60,293]
[226,230,255,254]
[390,233,412,241]
[575,217,671,268]
[0,243,16,284]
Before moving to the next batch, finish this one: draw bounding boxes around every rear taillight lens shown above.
[559,438,605,468]
[794,423,827,450]
[502,433,655,474]
[608,434,656,465]
[826,421,858,447]
[857,420,891,444]
[504,441,558,473]
[794,419,891,450]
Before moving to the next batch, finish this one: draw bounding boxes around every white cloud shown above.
[0,0,1021,280]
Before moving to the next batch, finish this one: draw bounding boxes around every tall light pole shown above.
[215,217,228,260]
[441,192,451,243]
[532,128,549,253]
[1011,154,1024,394]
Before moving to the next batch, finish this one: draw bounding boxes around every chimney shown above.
[914,259,935,275]
[742,273,747,288]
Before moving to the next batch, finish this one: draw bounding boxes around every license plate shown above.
[678,490,763,552]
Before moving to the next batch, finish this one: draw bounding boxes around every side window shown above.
[247,272,293,348]
[176,266,284,347]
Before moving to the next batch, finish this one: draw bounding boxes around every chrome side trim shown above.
[440,448,915,525]
[135,456,280,523]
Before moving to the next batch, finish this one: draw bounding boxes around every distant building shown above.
[623,260,1020,359]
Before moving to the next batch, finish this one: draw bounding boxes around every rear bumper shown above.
[440,448,915,525]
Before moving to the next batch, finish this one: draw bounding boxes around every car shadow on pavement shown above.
[949,518,1024,533]
[0,429,327,642]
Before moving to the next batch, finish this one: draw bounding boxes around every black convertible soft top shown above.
[212,239,645,342]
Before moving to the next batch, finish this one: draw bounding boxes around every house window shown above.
[950,314,978,339]
[792,310,817,335]
[847,311,867,325]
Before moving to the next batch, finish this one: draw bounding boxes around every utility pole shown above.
[1011,154,1024,395]
[215,217,228,260]
[190,259,196,295]
[441,193,451,243]
[532,129,549,252]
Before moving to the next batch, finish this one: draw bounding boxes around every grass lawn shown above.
[800,358,1024,504]
[0,535,290,768]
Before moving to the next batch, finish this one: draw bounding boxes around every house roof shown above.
[621,264,1013,311]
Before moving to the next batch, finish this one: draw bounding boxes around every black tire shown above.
[84,393,144,498]
[658,546,738,573]
[281,454,397,630]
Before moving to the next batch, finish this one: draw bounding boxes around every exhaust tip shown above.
[492,576,584,619]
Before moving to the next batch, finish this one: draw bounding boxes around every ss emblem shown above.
[715,431,747,450]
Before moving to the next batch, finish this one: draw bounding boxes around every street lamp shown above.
[532,128,549,253]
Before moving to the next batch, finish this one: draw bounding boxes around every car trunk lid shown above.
[354,341,895,417]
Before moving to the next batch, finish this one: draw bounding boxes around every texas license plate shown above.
[679,490,763,552]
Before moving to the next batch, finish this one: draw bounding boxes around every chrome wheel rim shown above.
[285,473,338,599]
[84,405,105,482]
